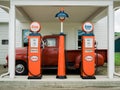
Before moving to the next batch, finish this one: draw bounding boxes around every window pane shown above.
[46,38,56,47]
[2,40,8,45]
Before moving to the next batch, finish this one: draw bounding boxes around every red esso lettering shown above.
[85,56,93,62]
[30,22,41,32]
[32,25,38,29]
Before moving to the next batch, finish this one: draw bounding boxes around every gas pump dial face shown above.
[82,22,94,33]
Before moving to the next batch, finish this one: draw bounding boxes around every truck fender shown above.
[95,53,104,66]
[74,53,104,68]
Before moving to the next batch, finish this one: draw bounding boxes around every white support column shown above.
[9,3,16,79]
[108,3,114,79]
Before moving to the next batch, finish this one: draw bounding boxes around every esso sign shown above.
[30,56,38,62]
[85,56,93,62]
[30,22,41,32]
[82,22,94,33]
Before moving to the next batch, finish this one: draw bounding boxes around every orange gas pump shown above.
[28,22,42,79]
[81,22,96,79]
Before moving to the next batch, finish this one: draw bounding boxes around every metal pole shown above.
[61,22,63,33]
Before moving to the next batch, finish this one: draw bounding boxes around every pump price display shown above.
[30,38,38,48]
[85,38,93,48]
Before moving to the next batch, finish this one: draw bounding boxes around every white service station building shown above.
[0,0,120,79]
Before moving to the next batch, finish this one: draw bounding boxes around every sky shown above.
[115,9,120,32]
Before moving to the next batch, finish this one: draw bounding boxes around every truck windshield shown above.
[45,38,56,47]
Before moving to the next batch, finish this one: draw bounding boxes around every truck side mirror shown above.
[43,39,48,47]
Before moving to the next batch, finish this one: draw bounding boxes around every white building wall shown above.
[0,23,8,64]
[0,8,9,64]
[16,22,30,47]
[40,22,81,50]
[0,8,9,23]
[94,16,108,49]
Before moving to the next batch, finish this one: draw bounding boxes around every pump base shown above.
[81,76,96,79]
[56,75,67,79]
[28,75,42,79]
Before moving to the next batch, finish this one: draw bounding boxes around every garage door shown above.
[0,23,8,65]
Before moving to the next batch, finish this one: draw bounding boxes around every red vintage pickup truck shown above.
[6,35,107,75]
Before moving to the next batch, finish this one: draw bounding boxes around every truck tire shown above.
[15,61,28,75]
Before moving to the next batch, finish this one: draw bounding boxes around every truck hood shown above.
[16,47,27,54]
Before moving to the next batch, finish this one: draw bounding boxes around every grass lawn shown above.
[115,52,120,66]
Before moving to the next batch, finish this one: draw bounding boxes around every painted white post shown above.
[61,22,63,33]
[9,3,16,79]
[108,3,114,79]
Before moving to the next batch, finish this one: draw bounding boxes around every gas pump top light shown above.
[55,8,69,22]
[30,22,41,33]
[82,22,94,33]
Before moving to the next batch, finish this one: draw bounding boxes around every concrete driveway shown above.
[1,64,120,90]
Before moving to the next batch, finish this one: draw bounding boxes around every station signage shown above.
[85,56,93,62]
[82,22,94,33]
[30,56,38,62]
[30,22,41,32]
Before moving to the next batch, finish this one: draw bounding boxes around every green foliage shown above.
[115,32,120,37]
[115,52,120,66]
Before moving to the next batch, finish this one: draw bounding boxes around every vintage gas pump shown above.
[55,8,69,79]
[28,22,42,79]
[81,22,96,79]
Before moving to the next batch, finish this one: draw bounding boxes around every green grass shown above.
[115,52,120,66]
[115,32,120,37]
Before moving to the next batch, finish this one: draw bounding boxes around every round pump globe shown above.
[55,8,69,22]
[82,22,94,33]
[30,22,41,32]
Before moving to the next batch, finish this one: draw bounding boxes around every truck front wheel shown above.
[15,61,28,75]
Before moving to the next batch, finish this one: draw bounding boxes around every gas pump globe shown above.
[82,22,94,33]
[55,8,69,33]
[30,22,41,32]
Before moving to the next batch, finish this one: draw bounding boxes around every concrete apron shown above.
[0,75,120,88]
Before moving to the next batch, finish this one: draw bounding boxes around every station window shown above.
[2,40,8,45]
[22,29,30,47]
[78,30,85,49]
